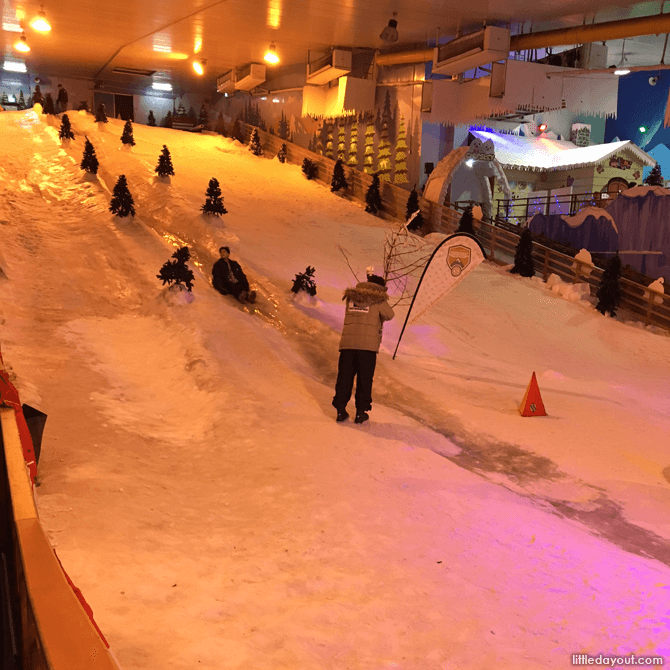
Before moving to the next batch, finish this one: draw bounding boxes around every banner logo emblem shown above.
[446,245,471,277]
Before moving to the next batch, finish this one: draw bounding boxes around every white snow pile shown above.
[644,277,666,305]
[546,273,592,301]
[571,248,594,279]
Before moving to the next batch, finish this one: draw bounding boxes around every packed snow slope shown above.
[1,108,669,670]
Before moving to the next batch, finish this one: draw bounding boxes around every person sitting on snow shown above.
[212,246,256,304]
[332,273,394,424]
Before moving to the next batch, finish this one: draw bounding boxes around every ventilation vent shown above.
[112,67,156,77]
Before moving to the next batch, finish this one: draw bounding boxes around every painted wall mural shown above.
[213,85,422,190]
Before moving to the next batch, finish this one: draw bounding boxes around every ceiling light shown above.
[3,60,27,73]
[264,43,279,64]
[380,13,398,43]
[639,126,647,133]
[193,59,206,75]
[14,33,30,52]
[152,82,173,91]
[30,7,51,32]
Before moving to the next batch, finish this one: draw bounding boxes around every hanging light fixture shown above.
[264,43,279,64]
[193,58,206,75]
[614,39,630,76]
[30,6,51,32]
[14,32,30,52]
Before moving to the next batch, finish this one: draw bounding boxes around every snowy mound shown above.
[561,206,617,231]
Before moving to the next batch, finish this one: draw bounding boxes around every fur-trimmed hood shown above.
[343,281,388,305]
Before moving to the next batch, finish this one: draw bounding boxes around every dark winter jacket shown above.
[212,258,249,295]
[57,87,68,104]
[339,282,395,352]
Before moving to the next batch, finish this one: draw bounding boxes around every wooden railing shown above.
[432,211,670,330]
[1,407,118,670]
[237,123,670,332]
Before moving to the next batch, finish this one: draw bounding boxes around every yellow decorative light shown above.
[14,33,30,52]
[30,8,51,32]
[193,59,205,75]
[264,43,279,64]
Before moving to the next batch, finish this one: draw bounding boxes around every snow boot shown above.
[336,409,349,422]
[354,412,369,424]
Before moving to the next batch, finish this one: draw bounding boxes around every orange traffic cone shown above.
[519,371,547,417]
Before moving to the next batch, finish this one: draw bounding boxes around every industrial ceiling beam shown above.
[374,13,670,66]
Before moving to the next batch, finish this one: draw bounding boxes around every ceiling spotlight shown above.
[649,75,659,86]
[30,7,51,32]
[264,43,279,64]
[193,59,206,75]
[538,123,548,133]
[639,126,647,133]
[14,32,30,52]
[380,12,398,42]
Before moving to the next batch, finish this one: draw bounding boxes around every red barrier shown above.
[0,348,37,484]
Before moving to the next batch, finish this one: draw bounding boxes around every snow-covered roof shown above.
[470,130,656,173]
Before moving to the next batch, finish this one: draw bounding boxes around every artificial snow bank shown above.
[1,108,670,669]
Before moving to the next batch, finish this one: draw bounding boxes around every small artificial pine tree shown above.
[121,119,136,146]
[33,85,44,106]
[277,143,287,163]
[331,159,348,192]
[109,175,136,217]
[302,158,318,180]
[201,177,227,216]
[232,119,244,143]
[80,137,99,174]
[17,90,25,110]
[644,164,664,187]
[95,102,108,123]
[510,228,535,277]
[163,112,173,128]
[198,104,208,127]
[1,92,7,106]
[407,210,424,232]
[42,93,55,115]
[291,266,317,296]
[58,114,75,140]
[365,173,383,214]
[406,186,419,221]
[187,106,196,118]
[155,145,174,177]
[157,247,195,292]
[77,101,89,112]
[147,110,156,127]
[215,113,226,136]
[249,128,263,156]
[456,206,475,235]
[596,252,623,317]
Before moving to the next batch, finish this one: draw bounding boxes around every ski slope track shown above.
[1,108,669,669]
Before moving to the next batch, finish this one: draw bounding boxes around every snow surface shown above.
[2,108,670,670]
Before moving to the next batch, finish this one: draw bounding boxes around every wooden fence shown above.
[238,123,670,332]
